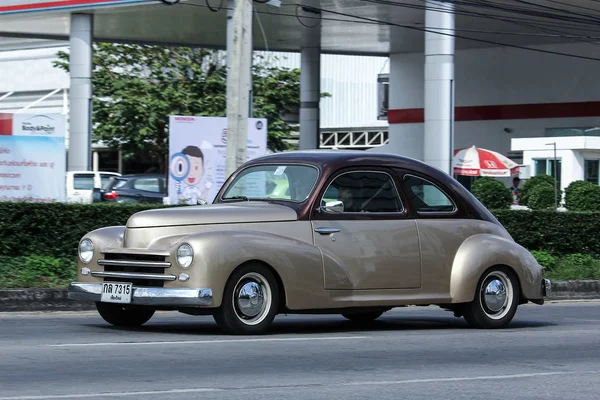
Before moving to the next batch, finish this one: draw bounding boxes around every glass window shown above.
[222,164,319,202]
[584,160,600,185]
[133,178,161,193]
[534,159,561,189]
[403,175,456,213]
[73,174,94,190]
[100,174,117,188]
[321,171,403,213]
[104,178,128,190]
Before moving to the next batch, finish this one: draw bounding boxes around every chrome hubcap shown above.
[479,271,513,320]
[233,272,272,326]
[483,279,507,313]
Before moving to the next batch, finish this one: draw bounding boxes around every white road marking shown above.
[343,370,600,386]
[46,335,370,347]
[0,388,221,400]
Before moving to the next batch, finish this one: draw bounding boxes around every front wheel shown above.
[95,302,155,327]
[213,264,280,335]
[462,267,520,329]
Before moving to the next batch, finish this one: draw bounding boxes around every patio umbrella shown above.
[453,145,520,177]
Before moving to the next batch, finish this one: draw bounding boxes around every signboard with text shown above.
[0,113,66,202]
[168,115,267,205]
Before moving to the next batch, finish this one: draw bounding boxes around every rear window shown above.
[104,178,128,190]
[100,174,118,188]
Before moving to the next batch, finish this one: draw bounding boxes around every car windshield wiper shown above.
[222,196,250,202]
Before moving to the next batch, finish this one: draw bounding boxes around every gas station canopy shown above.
[1,0,599,55]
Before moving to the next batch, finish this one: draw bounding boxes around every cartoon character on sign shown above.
[169,145,213,205]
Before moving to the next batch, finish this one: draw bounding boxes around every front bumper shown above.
[68,283,213,307]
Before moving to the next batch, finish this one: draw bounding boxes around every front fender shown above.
[76,226,126,282]
[180,230,326,310]
[450,233,543,303]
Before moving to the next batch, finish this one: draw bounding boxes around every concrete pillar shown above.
[68,13,93,172]
[298,1,321,150]
[423,1,455,174]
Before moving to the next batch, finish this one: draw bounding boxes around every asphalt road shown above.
[1,301,600,400]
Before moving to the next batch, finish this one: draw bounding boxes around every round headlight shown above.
[177,243,193,269]
[79,239,94,264]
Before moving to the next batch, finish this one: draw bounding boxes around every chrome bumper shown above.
[542,278,551,297]
[68,283,213,307]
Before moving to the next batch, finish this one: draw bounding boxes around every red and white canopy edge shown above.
[452,146,520,177]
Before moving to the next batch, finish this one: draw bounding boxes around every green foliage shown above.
[494,210,600,257]
[528,184,561,210]
[53,45,320,169]
[530,250,559,272]
[471,177,513,210]
[4,203,600,287]
[0,202,171,259]
[545,254,600,280]
[564,180,600,211]
[519,174,558,207]
[0,256,76,288]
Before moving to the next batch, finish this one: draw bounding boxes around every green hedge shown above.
[0,202,172,259]
[2,203,600,287]
[471,177,512,210]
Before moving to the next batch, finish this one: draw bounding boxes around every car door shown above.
[70,172,95,203]
[311,169,422,290]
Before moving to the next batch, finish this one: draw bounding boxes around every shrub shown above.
[0,256,76,288]
[564,180,600,212]
[519,174,557,207]
[0,202,171,259]
[545,254,600,280]
[493,210,600,257]
[471,177,513,210]
[530,250,558,272]
[528,184,561,210]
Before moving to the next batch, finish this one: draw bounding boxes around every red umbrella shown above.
[453,146,520,177]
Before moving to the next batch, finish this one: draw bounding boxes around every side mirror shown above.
[320,200,344,213]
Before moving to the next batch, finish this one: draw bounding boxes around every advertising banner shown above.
[0,113,67,202]
[168,116,267,205]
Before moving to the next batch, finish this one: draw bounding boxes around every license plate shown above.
[100,282,132,304]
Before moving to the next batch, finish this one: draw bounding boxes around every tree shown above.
[470,177,513,210]
[53,43,313,172]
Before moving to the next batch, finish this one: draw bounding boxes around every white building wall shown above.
[385,43,600,159]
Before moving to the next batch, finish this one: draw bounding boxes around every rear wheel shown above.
[95,302,155,327]
[214,264,280,335]
[462,267,520,329]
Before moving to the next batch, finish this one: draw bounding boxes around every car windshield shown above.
[222,164,319,202]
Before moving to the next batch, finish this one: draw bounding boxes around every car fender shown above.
[450,233,543,303]
[76,226,126,282]
[178,230,327,309]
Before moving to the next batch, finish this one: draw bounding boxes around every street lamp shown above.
[546,142,558,210]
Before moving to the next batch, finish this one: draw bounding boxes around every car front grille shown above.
[91,251,174,287]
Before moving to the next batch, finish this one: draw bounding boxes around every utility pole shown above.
[225,0,253,177]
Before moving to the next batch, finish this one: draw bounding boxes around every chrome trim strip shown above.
[98,259,171,268]
[67,283,213,306]
[90,271,177,281]
[314,227,341,234]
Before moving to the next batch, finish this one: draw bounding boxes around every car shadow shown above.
[89,312,557,336]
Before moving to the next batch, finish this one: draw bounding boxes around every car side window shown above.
[73,174,94,190]
[133,178,161,193]
[403,174,456,213]
[321,171,403,213]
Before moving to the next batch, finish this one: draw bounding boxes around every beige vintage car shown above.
[68,150,549,334]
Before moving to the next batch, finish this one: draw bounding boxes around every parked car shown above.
[94,174,166,203]
[66,171,120,203]
[68,150,549,334]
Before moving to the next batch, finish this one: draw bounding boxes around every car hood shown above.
[126,202,298,228]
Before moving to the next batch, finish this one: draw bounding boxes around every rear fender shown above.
[450,234,543,303]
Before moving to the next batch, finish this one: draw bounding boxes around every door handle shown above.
[314,227,341,234]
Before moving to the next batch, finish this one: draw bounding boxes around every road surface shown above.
[1,301,599,399]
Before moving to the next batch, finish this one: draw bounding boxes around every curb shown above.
[1,281,600,312]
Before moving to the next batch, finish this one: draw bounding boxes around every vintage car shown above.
[68,150,549,334]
